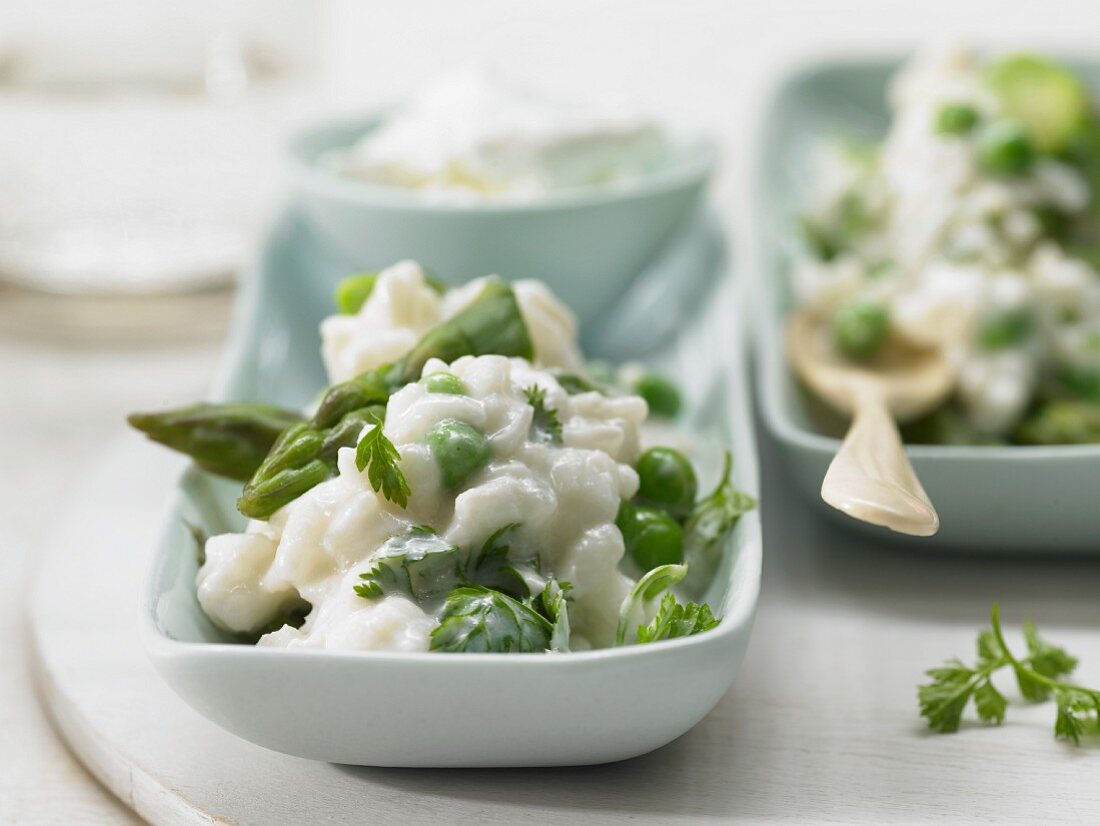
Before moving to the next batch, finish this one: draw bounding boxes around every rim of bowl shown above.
[287,111,717,215]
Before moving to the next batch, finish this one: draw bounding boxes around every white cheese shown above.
[323,69,669,201]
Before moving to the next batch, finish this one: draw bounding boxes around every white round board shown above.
[30,435,1100,825]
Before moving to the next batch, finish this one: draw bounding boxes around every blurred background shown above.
[2,0,1097,821]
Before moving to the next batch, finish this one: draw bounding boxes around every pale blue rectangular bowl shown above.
[142,210,762,766]
[752,56,1100,554]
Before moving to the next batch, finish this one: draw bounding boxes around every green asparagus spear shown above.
[237,406,384,519]
[130,278,533,521]
[395,277,533,382]
[127,404,303,481]
[311,278,532,428]
[310,369,393,430]
[242,279,531,517]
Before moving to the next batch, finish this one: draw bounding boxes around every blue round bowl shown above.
[288,114,715,321]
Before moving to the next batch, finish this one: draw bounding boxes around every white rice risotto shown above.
[321,261,585,382]
[197,265,649,652]
[795,47,1100,437]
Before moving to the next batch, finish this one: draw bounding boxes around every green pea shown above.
[935,103,980,135]
[832,300,889,360]
[427,419,491,489]
[636,447,697,520]
[616,501,684,571]
[334,272,379,314]
[632,371,682,418]
[976,121,1035,177]
[422,373,466,395]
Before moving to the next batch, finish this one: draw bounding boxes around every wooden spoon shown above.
[785,309,954,537]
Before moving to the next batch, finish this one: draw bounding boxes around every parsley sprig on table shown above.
[919,604,1100,743]
[355,413,411,508]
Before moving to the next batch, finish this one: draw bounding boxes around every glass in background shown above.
[0,0,320,340]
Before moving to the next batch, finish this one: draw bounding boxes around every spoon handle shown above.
[820,390,940,537]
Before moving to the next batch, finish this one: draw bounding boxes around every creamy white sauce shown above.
[197,269,655,653]
[321,261,584,383]
[321,70,670,202]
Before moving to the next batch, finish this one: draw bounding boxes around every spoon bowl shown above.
[785,309,954,536]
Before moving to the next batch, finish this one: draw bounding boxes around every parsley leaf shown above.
[976,628,1004,667]
[355,523,543,613]
[1024,619,1079,681]
[524,385,563,445]
[918,660,978,733]
[539,578,572,653]
[616,563,690,646]
[635,593,718,643]
[1054,688,1099,745]
[462,523,531,599]
[918,604,1100,743]
[429,585,551,653]
[354,413,411,508]
[684,452,755,551]
[354,528,460,603]
[972,678,1008,725]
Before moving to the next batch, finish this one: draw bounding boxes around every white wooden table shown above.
[1,328,221,825]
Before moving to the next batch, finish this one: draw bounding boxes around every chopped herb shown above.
[635,592,718,643]
[354,529,461,603]
[615,563,687,646]
[539,579,572,653]
[524,385,563,445]
[462,523,532,599]
[356,523,538,604]
[684,452,755,553]
[430,585,552,653]
[355,413,411,508]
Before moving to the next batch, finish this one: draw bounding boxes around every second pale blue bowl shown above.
[288,114,714,323]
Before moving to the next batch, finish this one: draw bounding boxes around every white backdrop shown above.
[319,0,1100,211]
